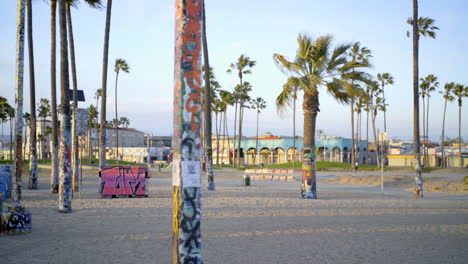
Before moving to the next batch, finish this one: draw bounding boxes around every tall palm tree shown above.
[49,0,59,193]
[26,0,38,189]
[201,0,215,190]
[12,0,26,206]
[407,4,439,197]
[227,54,256,166]
[348,43,372,168]
[236,82,252,166]
[253,97,266,165]
[58,0,72,213]
[99,0,113,167]
[66,0,102,191]
[419,74,438,167]
[376,73,394,133]
[219,90,233,164]
[113,58,130,163]
[440,82,454,167]
[274,34,367,199]
[451,84,468,167]
[38,98,51,159]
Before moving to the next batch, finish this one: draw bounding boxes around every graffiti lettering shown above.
[99,166,148,197]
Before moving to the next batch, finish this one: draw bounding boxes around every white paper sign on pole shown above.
[182,161,201,187]
[172,159,181,186]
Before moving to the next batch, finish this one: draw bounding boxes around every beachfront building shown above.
[211,132,369,166]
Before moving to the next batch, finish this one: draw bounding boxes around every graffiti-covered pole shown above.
[57,0,72,213]
[13,0,26,208]
[172,0,203,263]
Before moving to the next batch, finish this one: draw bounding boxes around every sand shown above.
[1,166,467,263]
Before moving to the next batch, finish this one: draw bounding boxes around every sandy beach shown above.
[1,166,467,263]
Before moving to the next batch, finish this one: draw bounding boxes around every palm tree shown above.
[253,97,266,165]
[451,84,468,167]
[99,0,113,167]
[22,112,30,162]
[368,80,383,168]
[440,82,455,167]
[419,74,439,167]
[227,54,256,166]
[376,73,394,133]
[58,0,72,213]
[236,82,252,166]
[274,34,367,199]
[94,88,102,156]
[26,0,38,189]
[348,43,372,168]
[38,98,51,159]
[219,90,233,164]
[113,58,130,163]
[0,97,12,159]
[66,0,103,191]
[12,0,26,206]
[87,104,98,160]
[407,4,439,197]
[49,0,59,193]
[276,78,300,168]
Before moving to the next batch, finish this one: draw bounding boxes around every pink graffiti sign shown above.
[99,166,149,197]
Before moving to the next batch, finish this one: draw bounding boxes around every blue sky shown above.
[0,0,467,142]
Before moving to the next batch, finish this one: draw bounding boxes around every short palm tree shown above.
[87,104,98,160]
[440,82,455,167]
[274,34,368,199]
[253,97,266,164]
[376,73,394,133]
[451,84,468,167]
[227,54,256,167]
[114,58,130,163]
[407,2,439,197]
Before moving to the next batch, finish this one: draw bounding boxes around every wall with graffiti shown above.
[0,209,31,234]
[0,165,12,200]
[99,166,149,198]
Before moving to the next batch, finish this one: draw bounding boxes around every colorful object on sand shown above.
[99,166,149,198]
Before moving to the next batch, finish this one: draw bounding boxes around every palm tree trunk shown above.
[255,109,259,165]
[26,0,38,190]
[237,101,244,167]
[412,0,423,197]
[58,0,72,213]
[99,0,112,167]
[458,100,462,167]
[441,96,448,167]
[301,93,318,199]
[115,71,119,163]
[382,84,387,133]
[421,95,426,167]
[372,113,380,168]
[232,100,238,166]
[222,110,227,164]
[426,95,430,167]
[293,89,296,168]
[201,0,214,189]
[216,111,222,166]
[66,2,79,191]
[12,0,26,204]
[350,99,355,168]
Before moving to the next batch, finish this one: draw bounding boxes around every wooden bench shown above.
[244,169,295,182]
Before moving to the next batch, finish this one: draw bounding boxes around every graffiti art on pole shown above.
[57,0,72,213]
[301,146,317,199]
[13,0,26,209]
[172,0,203,263]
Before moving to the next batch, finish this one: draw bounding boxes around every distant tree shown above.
[38,98,51,159]
[113,58,130,162]
[440,82,455,167]
[451,84,468,167]
[419,74,439,167]
[376,73,394,133]
[252,97,266,164]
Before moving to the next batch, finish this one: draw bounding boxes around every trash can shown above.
[243,174,250,186]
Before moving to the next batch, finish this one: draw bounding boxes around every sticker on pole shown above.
[182,161,201,187]
[172,159,181,186]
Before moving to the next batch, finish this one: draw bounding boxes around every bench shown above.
[99,166,150,198]
[244,169,295,182]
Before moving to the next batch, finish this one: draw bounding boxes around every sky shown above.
[0,0,467,143]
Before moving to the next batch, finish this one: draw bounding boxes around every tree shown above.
[87,104,98,160]
[38,98,51,159]
[26,0,38,189]
[66,0,103,191]
[0,97,13,160]
[419,74,439,167]
[368,80,383,168]
[252,97,266,164]
[22,112,30,161]
[235,82,252,167]
[99,0,113,167]
[227,54,256,167]
[407,4,439,197]
[58,0,72,213]
[451,84,468,167]
[219,90,233,165]
[440,82,454,167]
[376,73,394,133]
[276,78,300,168]
[347,43,372,168]
[12,0,26,206]
[113,58,130,163]
[49,0,59,193]
[274,34,367,198]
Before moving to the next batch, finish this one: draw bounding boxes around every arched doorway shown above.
[260,148,271,165]
[247,148,257,165]
[273,147,286,164]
